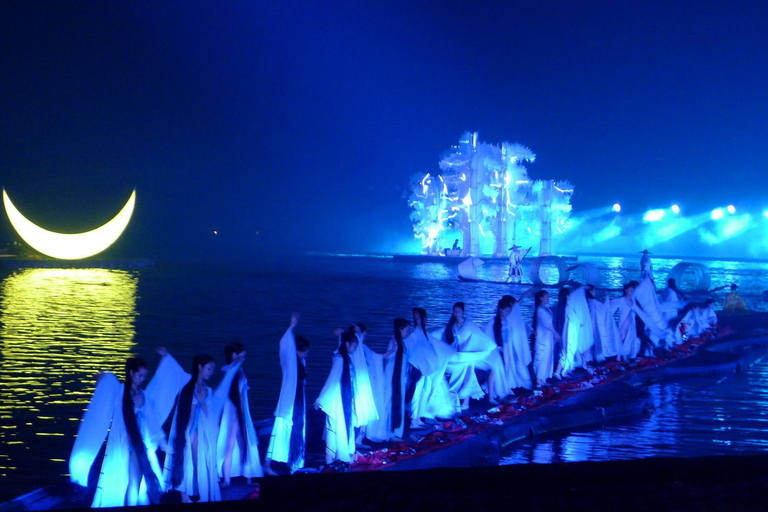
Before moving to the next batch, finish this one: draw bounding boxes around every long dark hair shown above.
[530,290,548,346]
[171,354,213,488]
[444,302,465,345]
[391,318,409,432]
[224,342,246,460]
[555,288,569,335]
[338,331,357,438]
[412,308,428,337]
[122,358,162,503]
[493,298,514,347]
[289,336,309,468]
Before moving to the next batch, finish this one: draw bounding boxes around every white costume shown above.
[558,287,593,372]
[351,335,378,428]
[533,306,555,383]
[407,327,458,421]
[69,355,184,508]
[365,339,409,442]
[703,306,718,326]
[267,326,306,472]
[445,320,510,402]
[217,367,264,481]
[610,295,639,360]
[484,304,532,390]
[315,354,357,463]
[163,357,242,502]
[590,295,619,359]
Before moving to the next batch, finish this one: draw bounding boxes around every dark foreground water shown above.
[1,254,767,502]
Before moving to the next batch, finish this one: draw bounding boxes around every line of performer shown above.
[69,274,724,507]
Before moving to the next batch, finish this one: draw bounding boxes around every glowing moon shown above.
[3,189,136,260]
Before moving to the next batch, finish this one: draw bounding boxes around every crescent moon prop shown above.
[3,189,136,260]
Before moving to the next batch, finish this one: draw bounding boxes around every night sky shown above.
[1,1,766,260]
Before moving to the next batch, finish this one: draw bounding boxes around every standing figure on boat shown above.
[640,249,654,282]
[265,313,310,475]
[217,343,263,488]
[506,245,529,283]
[531,290,559,388]
[163,353,243,503]
[315,331,359,464]
[69,350,180,507]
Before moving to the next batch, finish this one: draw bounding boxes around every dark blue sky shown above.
[1,1,766,259]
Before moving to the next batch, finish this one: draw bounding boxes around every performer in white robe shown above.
[443,302,510,408]
[409,308,458,425]
[315,332,359,463]
[484,298,532,390]
[217,343,263,486]
[349,325,379,430]
[70,351,182,508]
[531,291,559,387]
[570,287,595,370]
[610,282,640,360]
[265,313,309,475]
[365,319,410,442]
[703,299,718,327]
[163,353,243,503]
[589,291,619,361]
[555,287,592,376]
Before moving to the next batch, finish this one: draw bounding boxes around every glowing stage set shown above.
[407,132,574,258]
[407,132,768,261]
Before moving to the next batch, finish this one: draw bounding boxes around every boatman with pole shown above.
[507,245,530,283]
[640,249,654,282]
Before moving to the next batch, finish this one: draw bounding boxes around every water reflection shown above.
[502,360,768,465]
[0,268,138,483]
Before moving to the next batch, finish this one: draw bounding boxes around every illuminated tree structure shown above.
[408,132,574,257]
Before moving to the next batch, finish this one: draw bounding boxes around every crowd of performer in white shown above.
[69,257,726,507]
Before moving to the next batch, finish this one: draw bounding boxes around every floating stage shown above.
[4,319,768,511]
[392,254,578,264]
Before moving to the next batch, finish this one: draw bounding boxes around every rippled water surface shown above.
[1,254,767,502]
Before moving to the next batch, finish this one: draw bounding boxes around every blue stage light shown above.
[711,208,724,220]
[612,203,621,212]
[643,209,666,222]
[727,205,736,214]
[671,204,680,214]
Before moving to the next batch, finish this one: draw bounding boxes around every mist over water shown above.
[1,254,767,502]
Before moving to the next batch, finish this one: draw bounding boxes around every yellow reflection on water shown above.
[0,268,138,487]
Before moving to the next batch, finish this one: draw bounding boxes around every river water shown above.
[1,254,767,502]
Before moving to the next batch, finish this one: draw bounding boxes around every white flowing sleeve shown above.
[145,354,190,426]
[315,355,343,414]
[69,373,121,487]
[210,360,244,421]
[274,327,298,420]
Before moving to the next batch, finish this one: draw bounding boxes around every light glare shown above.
[711,208,724,220]
[671,204,680,214]
[612,203,621,212]
[643,209,666,222]
[727,205,736,214]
